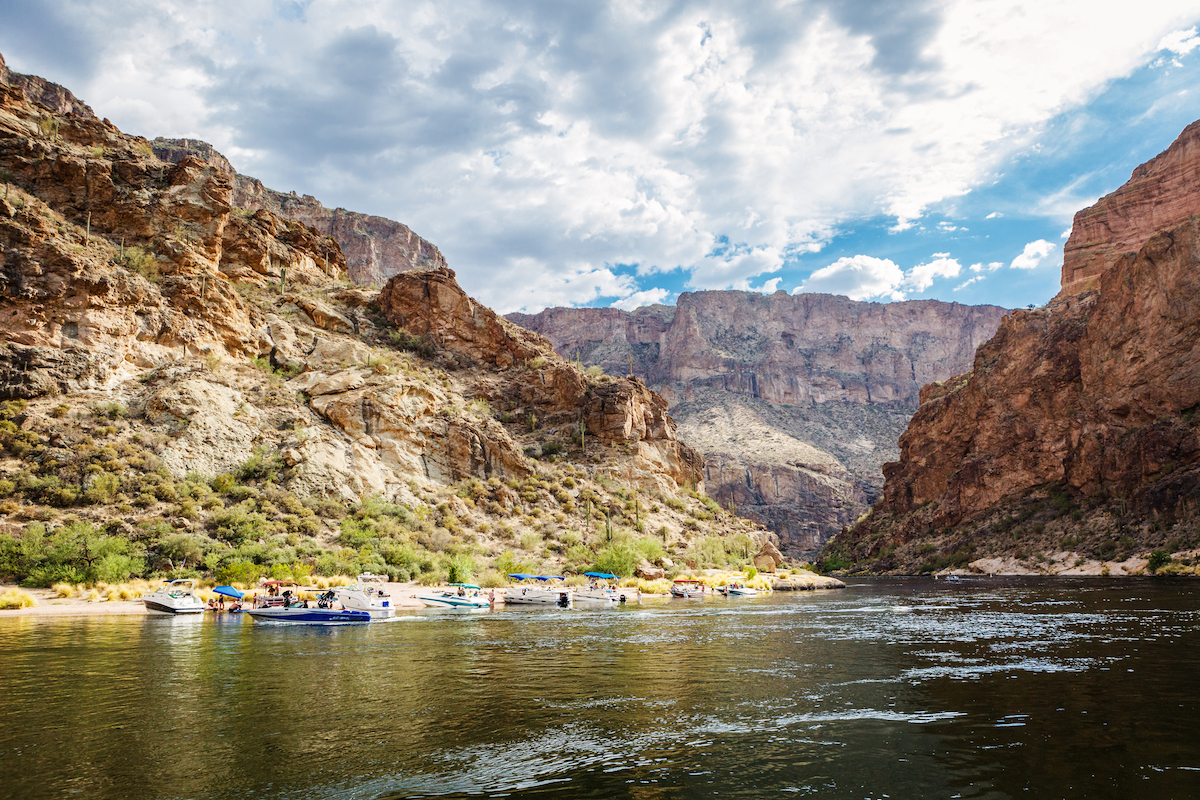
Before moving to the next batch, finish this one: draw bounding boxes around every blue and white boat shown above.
[246,575,394,624]
[417,583,490,610]
[575,571,622,606]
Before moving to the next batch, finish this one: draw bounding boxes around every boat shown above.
[574,571,624,606]
[142,579,205,615]
[717,583,759,596]
[334,572,397,619]
[505,574,573,608]
[417,582,490,610]
[670,578,707,599]
[244,580,375,624]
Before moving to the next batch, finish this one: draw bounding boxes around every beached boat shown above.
[505,574,573,608]
[142,579,205,614]
[574,571,621,606]
[717,584,759,596]
[670,578,706,599]
[334,573,397,619]
[247,582,379,623]
[417,583,490,610]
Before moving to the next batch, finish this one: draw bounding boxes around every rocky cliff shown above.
[511,293,1006,554]
[151,138,446,286]
[824,121,1200,576]
[0,54,767,589]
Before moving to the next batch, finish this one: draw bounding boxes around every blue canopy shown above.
[212,585,245,599]
[450,583,481,590]
[508,574,565,581]
[584,572,617,579]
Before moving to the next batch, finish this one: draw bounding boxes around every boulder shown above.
[635,560,665,580]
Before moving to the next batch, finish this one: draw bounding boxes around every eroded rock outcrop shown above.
[826,121,1200,573]
[152,137,446,286]
[378,267,706,494]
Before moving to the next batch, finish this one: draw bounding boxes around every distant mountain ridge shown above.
[510,292,1007,555]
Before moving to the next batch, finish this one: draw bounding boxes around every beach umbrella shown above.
[212,585,245,599]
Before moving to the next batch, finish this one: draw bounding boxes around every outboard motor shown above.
[619,594,627,604]
[557,592,569,608]
[317,589,337,609]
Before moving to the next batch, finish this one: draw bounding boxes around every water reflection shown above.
[1,579,1198,799]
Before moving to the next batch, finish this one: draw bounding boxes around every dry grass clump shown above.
[625,577,671,594]
[52,582,75,598]
[0,587,37,609]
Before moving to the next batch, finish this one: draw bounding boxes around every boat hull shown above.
[143,599,204,615]
[417,593,489,609]
[246,607,373,624]
[505,587,573,607]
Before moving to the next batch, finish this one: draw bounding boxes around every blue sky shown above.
[3,1,1200,313]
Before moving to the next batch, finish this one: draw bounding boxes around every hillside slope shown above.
[0,53,779,590]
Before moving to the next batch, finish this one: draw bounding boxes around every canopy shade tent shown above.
[583,572,617,580]
[212,585,245,599]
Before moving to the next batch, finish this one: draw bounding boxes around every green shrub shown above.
[1147,550,1171,573]
[593,544,638,577]
[446,554,476,584]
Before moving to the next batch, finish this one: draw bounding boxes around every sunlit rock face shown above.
[828,120,1200,573]
[510,292,1006,555]
[151,138,446,287]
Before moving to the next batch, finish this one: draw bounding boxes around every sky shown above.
[4,1,1200,314]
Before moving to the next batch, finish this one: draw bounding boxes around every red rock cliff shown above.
[827,121,1200,573]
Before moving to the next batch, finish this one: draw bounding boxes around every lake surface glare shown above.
[2,577,1199,800]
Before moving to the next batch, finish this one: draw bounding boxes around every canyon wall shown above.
[824,121,1200,574]
[512,293,1007,554]
[151,138,446,286]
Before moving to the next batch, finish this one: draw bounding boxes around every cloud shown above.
[986,211,1003,219]
[796,255,905,301]
[4,0,1199,310]
[954,276,984,291]
[970,261,1004,273]
[1155,27,1200,65]
[1010,239,1057,270]
[904,256,962,292]
[611,287,673,311]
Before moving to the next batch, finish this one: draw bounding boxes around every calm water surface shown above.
[2,577,1199,799]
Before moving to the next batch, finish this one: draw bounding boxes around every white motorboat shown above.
[417,583,490,610]
[574,571,626,606]
[670,578,707,599]
[505,574,573,608]
[334,572,396,619]
[717,584,759,596]
[142,579,205,615]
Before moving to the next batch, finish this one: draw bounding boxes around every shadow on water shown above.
[1,579,1198,799]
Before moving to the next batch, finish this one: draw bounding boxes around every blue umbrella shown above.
[212,585,245,599]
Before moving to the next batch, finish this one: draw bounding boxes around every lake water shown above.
[2,578,1199,800]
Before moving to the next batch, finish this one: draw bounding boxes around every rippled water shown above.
[2,577,1199,799]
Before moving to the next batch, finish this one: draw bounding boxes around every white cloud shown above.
[954,276,985,291]
[970,261,1004,273]
[904,256,962,292]
[611,287,673,311]
[1155,27,1200,65]
[1010,239,1057,270]
[796,256,905,301]
[986,211,1004,219]
[1061,227,1073,238]
[5,0,1199,310]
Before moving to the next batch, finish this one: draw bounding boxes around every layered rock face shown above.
[827,121,1200,573]
[1060,120,1200,296]
[0,79,344,399]
[512,292,1006,554]
[379,268,705,494]
[152,138,446,286]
